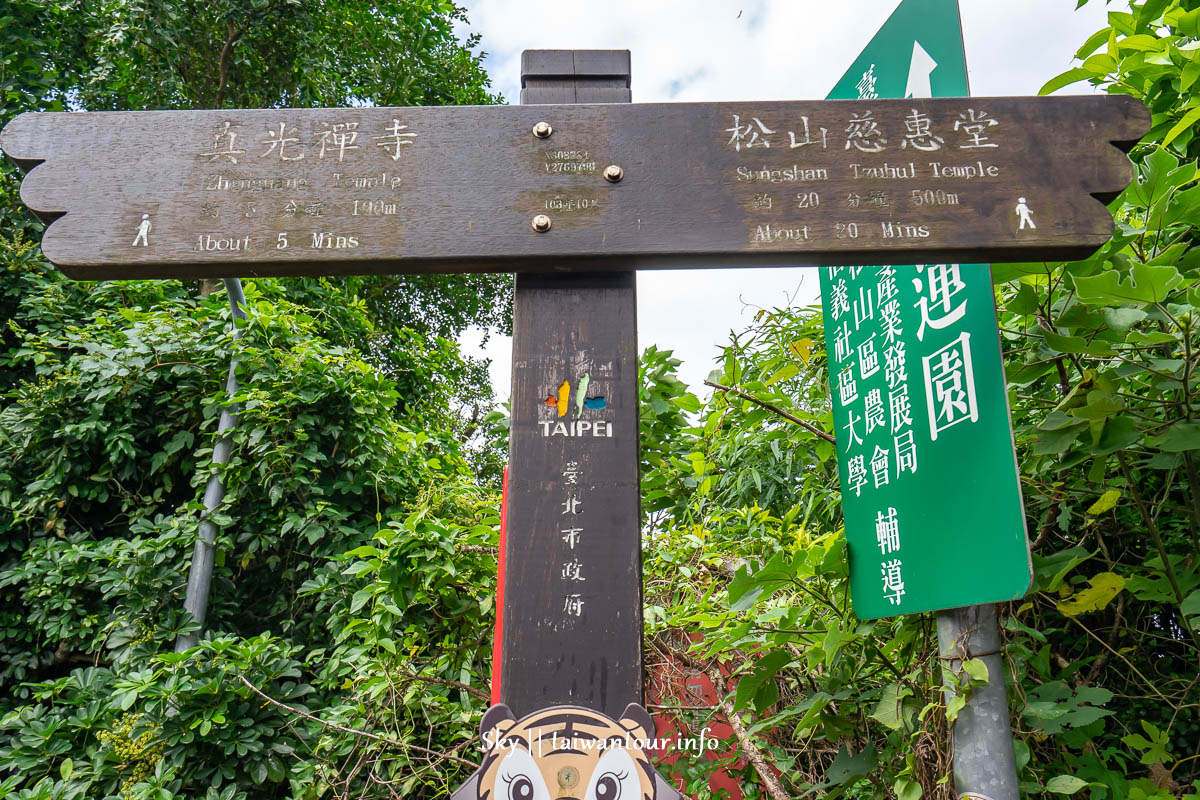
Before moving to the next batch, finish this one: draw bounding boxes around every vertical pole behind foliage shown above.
[937,604,1019,800]
[175,278,247,653]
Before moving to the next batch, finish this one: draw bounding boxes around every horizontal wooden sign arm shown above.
[0,95,1147,280]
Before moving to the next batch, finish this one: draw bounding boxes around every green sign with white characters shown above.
[827,0,971,101]
[821,0,1032,619]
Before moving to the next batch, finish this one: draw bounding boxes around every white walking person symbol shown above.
[1015,197,1036,230]
[132,213,152,246]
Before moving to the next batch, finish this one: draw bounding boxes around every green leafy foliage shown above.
[3,2,1200,799]
[0,4,508,799]
[635,4,1200,799]
[0,244,502,797]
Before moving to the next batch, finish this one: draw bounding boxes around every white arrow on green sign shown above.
[820,0,1033,619]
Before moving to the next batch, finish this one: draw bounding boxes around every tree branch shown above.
[214,19,242,108]
[705,381,835,444]
[399,669,491,702]
[456,544,498,555]
[660,636,793,800]
[237,675,479,769]
[1117,454,1200,653]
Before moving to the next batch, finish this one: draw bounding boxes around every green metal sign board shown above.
[827,0,970,100]
[821,0,1032,619]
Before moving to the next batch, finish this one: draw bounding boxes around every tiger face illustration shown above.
[450,703,683,800]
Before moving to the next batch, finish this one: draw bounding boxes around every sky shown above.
[455,0,1111,398]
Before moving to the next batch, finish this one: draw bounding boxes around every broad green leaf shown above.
[894,776,922,800]
[870,682,908,731]
[822,626,853,665]
[1154,422,1200,452]
[728,580,765,612]
[1042,329,1116,356]
[348,588,372,614]
[1179,6,1200,36]
[992,262,1053,283]
[1122,720,1174,764]
[1137,0,1171,26]
[1086,489,1121,515]
[1165,107,1200,147]
[1183,60,1200,93]
[1082,52,1118,73]
[1035,425,1084,456]
[1073,262,1184,306]
[789,338,814,363]
[1075,27,1111,59]
[1034,547,1094,592]
[1181,588,1200,618]
[1040,67,1097,95]
[790,691,831,734]
[1041,410,1089,431]
[733,649,793,711]
[1047,775,1090,794]
[728,552,795,610]
[1006,282,1042,315]
[1064,705,1113,727]
[946,694,966,722]
[672,393,701,413]
[1074,686,1115,706]
[1127,147,1192,208]
[1093,416,1142,455]
[766,363,799,386]
[60,758,73,781]
[1070,391,1123,421]
[1099,306,1147,332]
[1056,572,1126,616]
[1118,33,1166,51]
[825,743,877,786]
[1127,329,1178,346]
[962,658,990,685]
[1025,701,1073,721]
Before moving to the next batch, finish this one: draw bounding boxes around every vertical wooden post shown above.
[499,50,642,719]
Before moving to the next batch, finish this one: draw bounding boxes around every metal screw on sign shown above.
[532,121,553,138]
[530,214,552,232]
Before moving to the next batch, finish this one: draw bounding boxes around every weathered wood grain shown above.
[0,95,1147,279]
[500,50,643,719]
[502,273,643,717]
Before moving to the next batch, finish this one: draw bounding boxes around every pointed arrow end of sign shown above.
[905,40,938,99]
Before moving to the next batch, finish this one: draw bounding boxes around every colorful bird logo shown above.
[544,372,607,418]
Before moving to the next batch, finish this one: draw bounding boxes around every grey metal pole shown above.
[936,603,1019,800]
[175,278,247,652]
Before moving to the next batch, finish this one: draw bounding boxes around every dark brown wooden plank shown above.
[575,85,633,103]
[567,50,632,80]
[500,50,642,719]
[0,95,1147,279]
[518,83,577,104]
[501,272,643,717]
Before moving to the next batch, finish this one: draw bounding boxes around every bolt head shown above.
[532,121,553,139]
[603,164,624,183]
[531,214,552,232]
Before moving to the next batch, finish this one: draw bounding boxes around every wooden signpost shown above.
[500,50,643,721]
[2,96,1145,277]
[0,48,1147,800]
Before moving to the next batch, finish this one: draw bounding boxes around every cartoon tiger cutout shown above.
[450,703,684,800]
